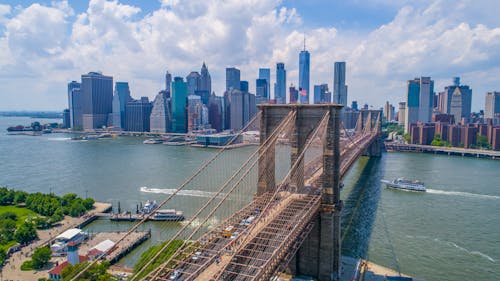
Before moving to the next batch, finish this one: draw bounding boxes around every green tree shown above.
[13,190,28,204]
[0,211,17,221]
[82,198,95,210]
[0,187,15,205]
[32,246,52,269]
[50,208,64,222]
[403,133,411,143]
[0,218,17,243]
[476,134,491,150]
[14,222,38,244]
[61,261,116,280]
[69,201,86,217]
[0,248,6,266]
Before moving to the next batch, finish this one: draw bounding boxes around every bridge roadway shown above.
[155,131,379,281]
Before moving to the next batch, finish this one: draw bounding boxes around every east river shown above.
[1,117,499,281]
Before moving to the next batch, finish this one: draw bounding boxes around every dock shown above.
[98,212,184,222]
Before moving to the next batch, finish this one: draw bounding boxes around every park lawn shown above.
[0,205,38,227]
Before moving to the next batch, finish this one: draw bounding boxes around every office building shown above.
[81,72,113,130]
[437,78,472,122]
[398,102,406,126]
[240,81,249,93]
[333,62,348,106]
[198,63,211,105]
[111,82,131,130]
[67,81,83,129]
[199,63,211,94]
[404,77,434,133]
[187,95,209,132]
[485,91,500,119]
[165,71,172,94]
[224,89,256,131]
[351,101,358,111]
[150,90,171,133]
[256,78,268,100]
[289,84,298,104]
[208,93,224,132]
[259,68,271,99]
[171,77,188,133]
[62,109,70,129]
[313,84,330,104]
[226,67,241,91]
[298,47,310,104]
[125,97,152,132]
[274,62,286,104]
[384,101,395,121]
[186,71,201,96]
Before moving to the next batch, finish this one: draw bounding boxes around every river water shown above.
[0,117,498,281]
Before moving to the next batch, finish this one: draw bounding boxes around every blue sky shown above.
[0,0,499,111]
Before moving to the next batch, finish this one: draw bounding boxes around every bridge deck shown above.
[153,116,380,281]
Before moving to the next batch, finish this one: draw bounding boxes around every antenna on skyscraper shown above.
[303,33,306,51]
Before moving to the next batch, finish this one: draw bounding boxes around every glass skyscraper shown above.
[111,82,131,129]
[274,62,286,104]
[226,67,241,91]
[81,72,113,130]
[299,49,310,104]
[171,77,188,133]
[67,81,82,129]
[333,62,347,106]
[258,68,270,100]
[405,77,434,133]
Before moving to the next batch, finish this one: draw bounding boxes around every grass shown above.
[132,240,184,280]
[0,205,38,227]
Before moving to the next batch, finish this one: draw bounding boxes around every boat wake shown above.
[426,189,500,200]
[443,240,496,263]
[406,235,496,263]
[48,137,72,141]
[140,186,224,198]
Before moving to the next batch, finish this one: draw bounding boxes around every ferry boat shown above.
[142,200,158,214]
[153,209,184,221]
[381,178,426,192]
[143,139,163,144]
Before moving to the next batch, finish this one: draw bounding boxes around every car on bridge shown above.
[239,215,256,226]
[222,225,235,238]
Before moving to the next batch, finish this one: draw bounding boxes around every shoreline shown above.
[385,142,499,160]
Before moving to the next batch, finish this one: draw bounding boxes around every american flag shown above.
[299,87,307,96]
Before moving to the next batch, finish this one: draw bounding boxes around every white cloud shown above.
[0,0,498,111]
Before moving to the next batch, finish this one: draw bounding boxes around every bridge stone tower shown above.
[257,104,343,281]
[357,109,382,157]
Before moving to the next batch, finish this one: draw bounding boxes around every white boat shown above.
[153,209,184,221]
[381,178,426,192]
[143,139,163,144]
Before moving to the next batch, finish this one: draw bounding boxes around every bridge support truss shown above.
[257,104,343,281]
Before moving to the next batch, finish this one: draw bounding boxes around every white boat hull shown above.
[381,179,426,192]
